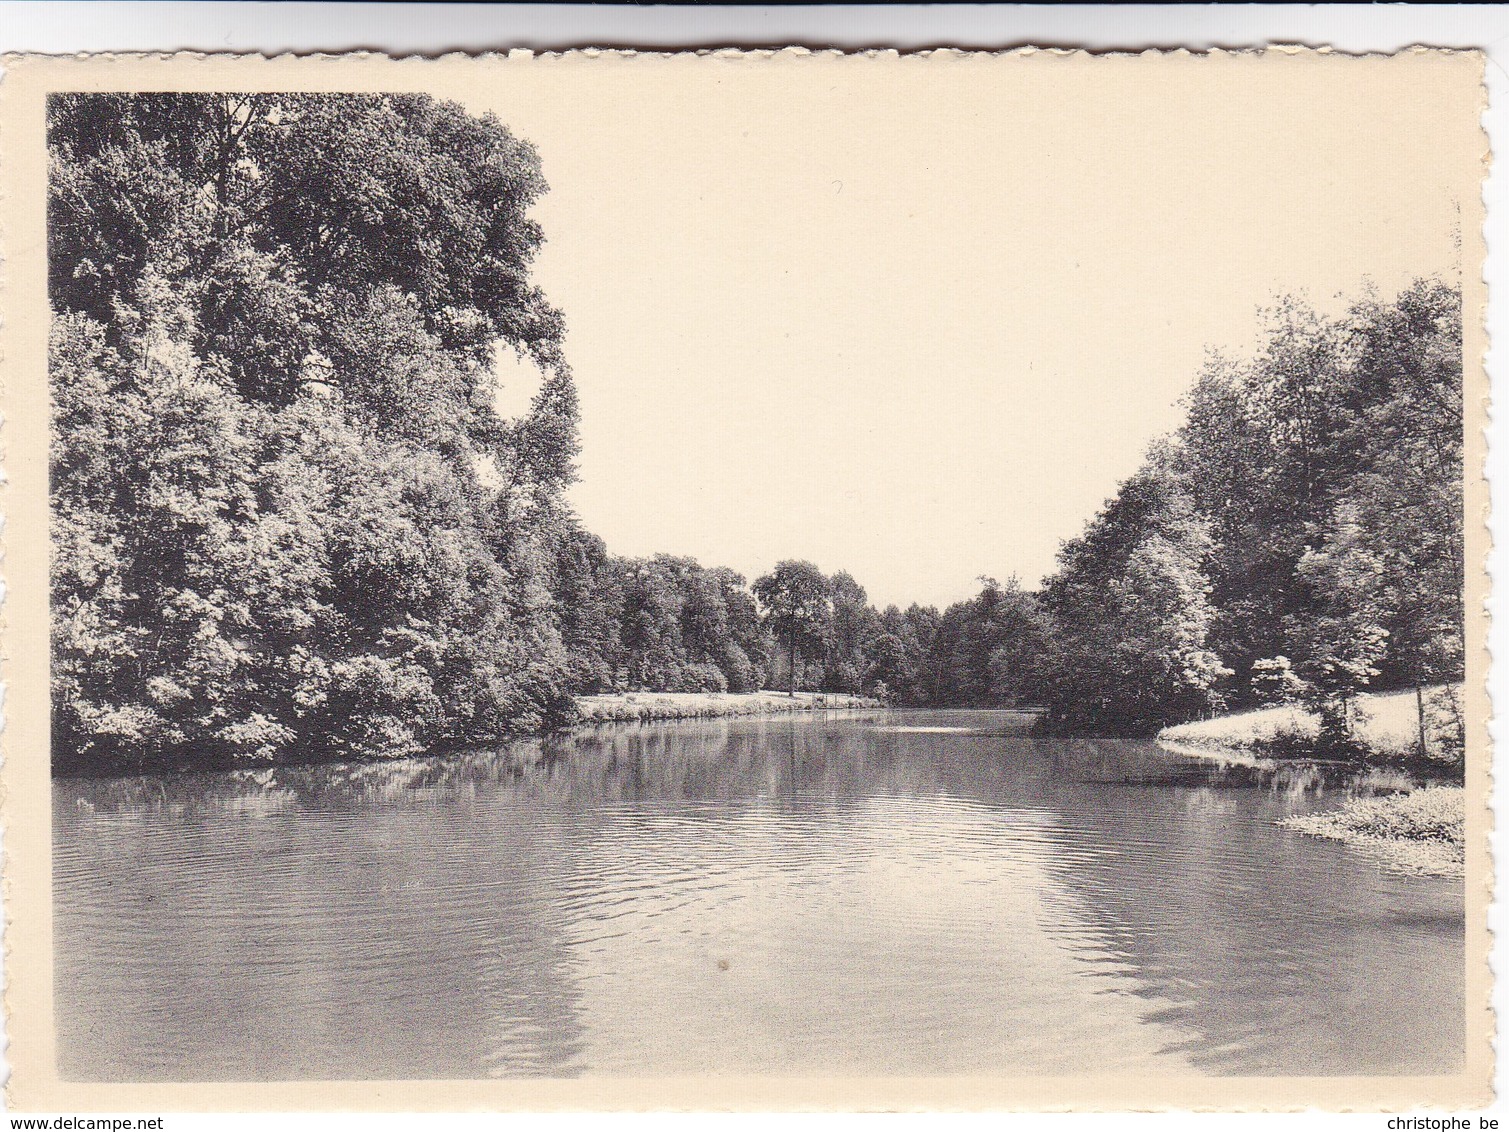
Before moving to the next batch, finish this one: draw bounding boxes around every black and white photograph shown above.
[0,43,1492,1111]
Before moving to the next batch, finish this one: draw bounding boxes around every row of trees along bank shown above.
[1032,279,1465,759]
[49,92,1463,772]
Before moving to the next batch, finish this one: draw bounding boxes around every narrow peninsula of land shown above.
[575,690,881,725]
[1157,687,1464,764]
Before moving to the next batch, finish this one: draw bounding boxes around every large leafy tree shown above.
[753,561,834,695]
[1333,281,1463,692]
[869,604,942,705]
[50,92,579,770]
[823,571,881,694]
[1173,302,1350,690]
[1037,459,1229,733]
[926,577,1049,707]
[50,94,562,389]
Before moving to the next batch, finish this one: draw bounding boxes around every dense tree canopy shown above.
[1030,280,1464,738]
[51,92,579,770]
[1034,459,1229,732]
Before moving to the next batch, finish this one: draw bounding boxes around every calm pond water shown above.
[54,710,1463,1081]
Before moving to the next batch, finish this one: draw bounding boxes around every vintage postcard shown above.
[0,48,1491,1111]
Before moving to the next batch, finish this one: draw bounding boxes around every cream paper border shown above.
[0,48,1492,1112]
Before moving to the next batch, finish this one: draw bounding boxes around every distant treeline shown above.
[546,544,1048,714]
[49,93,1462,772]
[544,545,1043,709]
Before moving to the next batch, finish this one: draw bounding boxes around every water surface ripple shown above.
[54,710,1463,1080]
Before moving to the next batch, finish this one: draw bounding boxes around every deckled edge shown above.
[1,37,15,1112]
[0,43,1491,66]
[1477,29,1504,1114]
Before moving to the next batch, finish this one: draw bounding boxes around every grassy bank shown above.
[1157,687,1462,765]
[573,690,882,725]
[1280,787,1465,878]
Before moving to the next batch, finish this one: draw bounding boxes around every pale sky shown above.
[471,51,1477,609]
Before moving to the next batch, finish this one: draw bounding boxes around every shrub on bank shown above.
[1308,786,1464,844]
[1280,786,1465,878]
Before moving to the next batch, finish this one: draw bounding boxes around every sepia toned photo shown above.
[0,47,1492,1110]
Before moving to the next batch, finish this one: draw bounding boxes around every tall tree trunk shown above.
[1416,684,1429,760]
[790,624,802,697]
